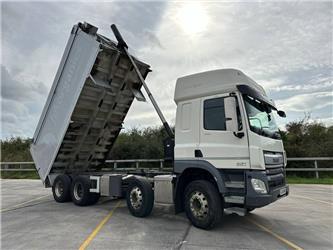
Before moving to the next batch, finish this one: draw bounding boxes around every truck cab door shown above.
[198,93,250,169]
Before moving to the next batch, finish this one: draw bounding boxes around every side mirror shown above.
[277,110,286,118]
[224,96,244,138]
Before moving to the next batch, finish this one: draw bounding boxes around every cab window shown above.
[204,97,226,130]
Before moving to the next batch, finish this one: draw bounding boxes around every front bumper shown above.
[245,170,289,208]
[246,184,289,208]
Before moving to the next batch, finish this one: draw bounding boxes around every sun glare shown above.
[176,2,209,35]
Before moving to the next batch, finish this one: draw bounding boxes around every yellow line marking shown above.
[1,194,51,212]
[292,194,333,205]
[247,218,303,250]
[79,200,121,250]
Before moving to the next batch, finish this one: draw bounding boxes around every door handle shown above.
[195,150,203,158]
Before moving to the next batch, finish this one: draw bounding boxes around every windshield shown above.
[243,95,281,139]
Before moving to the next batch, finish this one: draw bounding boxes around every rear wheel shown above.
[52,175,71,202]
[70,176,100,206]
[126,178,154,217]
[184,180,223,230]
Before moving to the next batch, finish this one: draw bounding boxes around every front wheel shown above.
[184,180,223,230]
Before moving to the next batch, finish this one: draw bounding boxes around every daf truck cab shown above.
[30,22,288,230]
[172,69,288,228]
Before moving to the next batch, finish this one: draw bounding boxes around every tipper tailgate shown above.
[30,23,150,184]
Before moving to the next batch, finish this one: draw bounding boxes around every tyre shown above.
[89,192,100,205]
[52,174,72,202]
[247,208,255,213]
[184,180,223,230]
[126,178,154,217]
[70,176,100,206]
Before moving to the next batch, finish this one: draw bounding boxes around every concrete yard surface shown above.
[1,179,332,250]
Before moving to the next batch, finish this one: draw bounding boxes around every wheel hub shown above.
[73,183,84,201]
[54,181,64,197]
[130,187,143,209]
[190,191,208,218]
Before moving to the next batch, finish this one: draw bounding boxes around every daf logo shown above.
[236,162,247,167]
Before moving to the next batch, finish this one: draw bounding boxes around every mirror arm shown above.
[233,132,245,138]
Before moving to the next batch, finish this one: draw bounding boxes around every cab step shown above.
[224,207,246,216]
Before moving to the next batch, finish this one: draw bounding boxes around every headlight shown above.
[251,178,267,194]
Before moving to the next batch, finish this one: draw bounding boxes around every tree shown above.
[1,137,33,162]
[282,117,333,177]
[283,118,333,157]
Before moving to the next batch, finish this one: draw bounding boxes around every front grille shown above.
[266,166,285,191]
[264,151,284,166]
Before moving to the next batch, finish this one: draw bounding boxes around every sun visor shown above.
[237,84,277,110]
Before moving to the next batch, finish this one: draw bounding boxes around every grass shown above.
[1,171,39,179]
[287,176,333,185]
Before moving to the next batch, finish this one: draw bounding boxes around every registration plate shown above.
[279,187,287,196]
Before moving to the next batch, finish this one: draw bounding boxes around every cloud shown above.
[268,67,333,93]
[1,1,167,138]
[134,1,333,129]
[313,117,333,126]
[1,1,332,138]
[1,66,48,102]
[272,81,332,92]
[1,66,47,138]
[1,98,37,138]
[276,91,333,112]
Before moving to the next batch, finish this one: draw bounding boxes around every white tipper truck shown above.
[30,22,289,230]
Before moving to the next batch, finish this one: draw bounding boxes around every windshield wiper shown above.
[267,113,271,121]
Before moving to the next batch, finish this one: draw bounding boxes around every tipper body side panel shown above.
[30,24,150,184]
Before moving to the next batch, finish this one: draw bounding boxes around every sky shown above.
[1,0,332,139]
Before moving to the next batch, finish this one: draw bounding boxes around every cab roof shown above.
[174,69,267,103]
